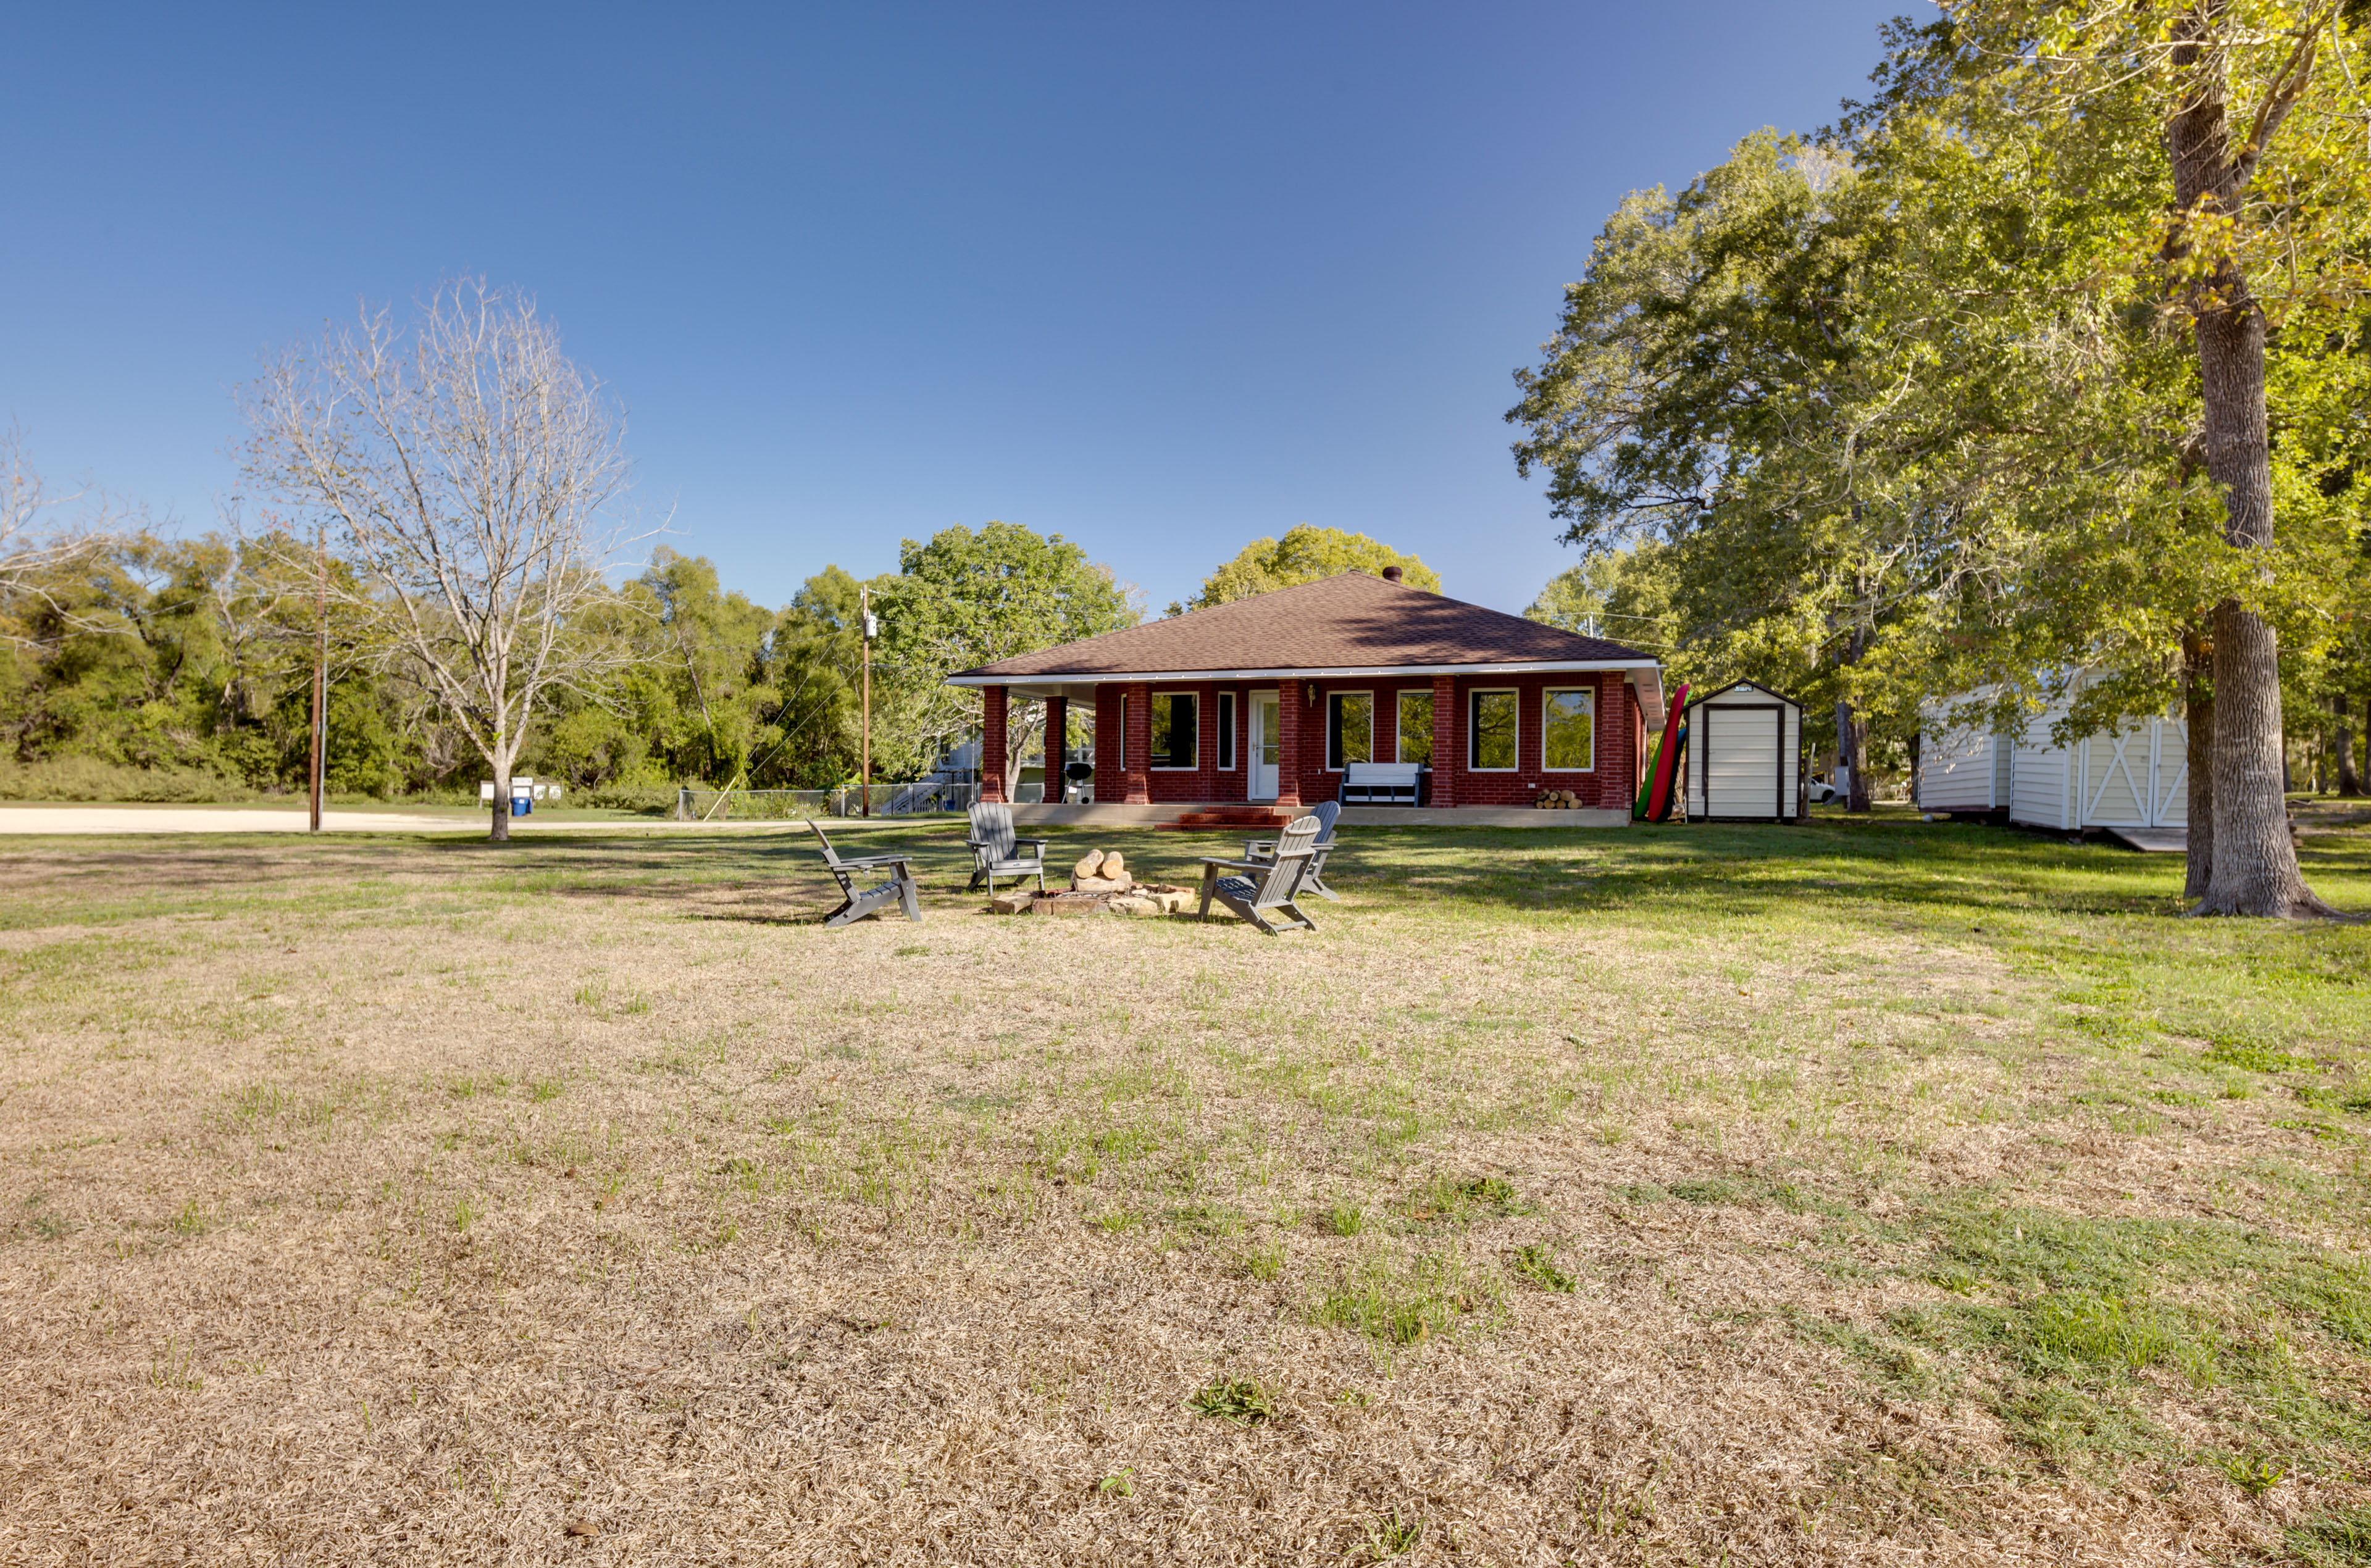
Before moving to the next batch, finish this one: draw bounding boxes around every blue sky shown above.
[1,2,1920,617]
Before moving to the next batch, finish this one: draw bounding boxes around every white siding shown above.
[1934,677,2189,831]
[2012,732,2068,829]
[2153,726,2189,827]
[1704,707,1781,817]
[1687,681,1800,820]
[1920,723,2000,811]
[2078,733,2149,827]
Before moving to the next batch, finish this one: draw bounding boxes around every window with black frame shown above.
[1470,690,1517,770]
[1326,692,1373,770]
[1216,692,1236,769]
[1395,690,1432,766]
[1150,692,1197,769]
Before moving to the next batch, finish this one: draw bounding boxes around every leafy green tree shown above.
[1512,4,2370,896]
[1508,132,1915,807]
[626,548,778,783]
[752,566,868,787]
[876,521,1137,782]
[1857,2,2370,914]
[1524,549,1677,653]
[1179,525,1441,614]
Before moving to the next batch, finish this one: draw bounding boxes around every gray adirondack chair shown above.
[805,819,922,927]
[1197,813,1323,935]
[1243,798,1340,901]
[965,801,1050,893]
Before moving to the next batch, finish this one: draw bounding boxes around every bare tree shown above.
[241,280,650,840]
[0,427,114,634]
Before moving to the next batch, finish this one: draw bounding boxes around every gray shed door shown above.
[1705,707,1782,818]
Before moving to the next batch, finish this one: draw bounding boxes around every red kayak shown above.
[1637,682,1689,822]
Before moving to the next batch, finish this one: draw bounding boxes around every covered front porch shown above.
[948,570,1665,822]
[974,665,1647,819]
[1002,797,1633,828]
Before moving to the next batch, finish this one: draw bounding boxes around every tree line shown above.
[1507,1,2370,916]
[1,279,1438,830]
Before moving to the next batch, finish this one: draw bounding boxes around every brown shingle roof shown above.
[948,572,1655,681]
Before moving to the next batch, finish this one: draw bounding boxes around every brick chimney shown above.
[1382,565,1403,583]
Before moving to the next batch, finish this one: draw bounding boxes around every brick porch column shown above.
[1123,682,1152,804]
[1605,673,1634,812]
[1275,680,1304,810]
[1093,685,1121,802]
[981,685,1009,803]
[1042,696,1067,804]
[1429,675,1458,807]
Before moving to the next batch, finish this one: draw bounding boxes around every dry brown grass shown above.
[1,819,2367,1564]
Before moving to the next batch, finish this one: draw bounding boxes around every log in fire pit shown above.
[989,848,1193,919]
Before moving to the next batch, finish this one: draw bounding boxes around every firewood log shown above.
[1098,851,1126,881]
[1072,850,1105,881]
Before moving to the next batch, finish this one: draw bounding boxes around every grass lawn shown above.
[2,806,2367,1565]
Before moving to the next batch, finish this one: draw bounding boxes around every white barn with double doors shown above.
[1684,679,1804,822]
[1918,687,2188,833]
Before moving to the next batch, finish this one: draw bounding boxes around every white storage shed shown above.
[1918,688,2188,833]
[1684,679,1804,822]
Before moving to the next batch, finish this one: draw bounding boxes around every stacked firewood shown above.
[1534,789,1587,809]
[1069,849,1131,892]
[986,849,1192,917]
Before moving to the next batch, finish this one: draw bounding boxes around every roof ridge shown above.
[950,569,1656,682]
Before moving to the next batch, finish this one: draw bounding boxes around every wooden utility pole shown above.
[859,586,874,818]
[308,524,328,833]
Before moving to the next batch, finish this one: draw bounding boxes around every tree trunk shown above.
[2184,629,2213,902]
[2333,693,2357,797]
[2199,599,2322,912]
[1836,697,1871,812]
[2342,697,2361,797]
[2168,17,2331,917]
[490,762,511,843]
[1834,611,1872,812]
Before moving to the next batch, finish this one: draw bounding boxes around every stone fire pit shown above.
[987,848,1193,919]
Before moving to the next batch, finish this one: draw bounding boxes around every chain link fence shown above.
[675,782,982,822]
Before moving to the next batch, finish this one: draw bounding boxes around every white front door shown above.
[1248,691,1281,801]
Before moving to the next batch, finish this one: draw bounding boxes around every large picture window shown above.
[1216,691,1236,769]
[1150,692,1197,769]
[1326,692,1373,770]
[1395,690,1432,767]
[1542,689,1595,770]
[1469,690,1517,770]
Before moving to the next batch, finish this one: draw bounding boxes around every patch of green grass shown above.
[1363,1509,1421,1559]
[2203,1038,2318,1074]
[1168,1202,1243,1238]
[2289,1505,2371,1567]
[1310,1249,1501,1345]
[1319,1201,1365,1237]
[1510,1242,1576,1293]
[1235,1241,1287,1281]
[2207,1449,2288,1499]
[1186,1378,1274,1424]
[1791,1201,2371,1466]
[1402,1174,1529,1225]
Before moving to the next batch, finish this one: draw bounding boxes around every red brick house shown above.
[947,570,1668,823]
